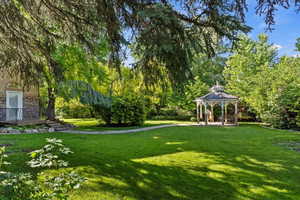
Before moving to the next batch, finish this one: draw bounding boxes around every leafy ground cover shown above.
[1,123,300,200]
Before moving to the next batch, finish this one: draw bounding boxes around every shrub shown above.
[151,115,192,121]
[56,98,94,118]
[147,107,193,121]
[190,116,197,122]
[95,96,146,126]
[260,84,300,129]
[0,138,85,200]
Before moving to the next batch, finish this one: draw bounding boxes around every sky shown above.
[245,1,300,56]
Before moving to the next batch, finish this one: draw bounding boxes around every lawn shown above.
[1,123,300,200]
[63,118,195,131]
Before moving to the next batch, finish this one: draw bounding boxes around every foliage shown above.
[224,34,276,115]
[225,35,300,128]
[0,139,85,200]
[168,77,209,111]
[56,98,94,119]
[0,0,254,91]
[192,52,227,86]
[28,138,73,169]
[224,34,277,103]
[95,96,146,126]
[260,57,300,128]
[58,80,112,109]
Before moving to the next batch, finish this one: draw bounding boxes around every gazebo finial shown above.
[211,82,224,93]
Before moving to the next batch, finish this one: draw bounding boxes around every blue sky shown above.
[246,1,300,56]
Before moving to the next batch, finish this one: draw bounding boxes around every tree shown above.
[261,56,300,128]
[192,52,227,86]
[0,0,299,120]
[224,34,277,106]
[168,77,209,111]
[224,35,300,128]
[0,0,252,87]
[1,0,299,84]
[295,37,300,52]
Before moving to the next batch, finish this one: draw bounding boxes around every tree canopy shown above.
[2,0,295,86]
[224,34,300,128]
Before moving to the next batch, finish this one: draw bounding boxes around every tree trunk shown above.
[46,87,56,120]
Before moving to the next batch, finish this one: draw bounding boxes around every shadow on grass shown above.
[78,160,237,200]
[71,151,300,200]
[3,125,300,199]
[64,127,300,200]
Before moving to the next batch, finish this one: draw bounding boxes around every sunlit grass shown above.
[1,123,300,199]
[63,118,194,131]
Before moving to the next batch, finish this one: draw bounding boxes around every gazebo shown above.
[194,83,239,126]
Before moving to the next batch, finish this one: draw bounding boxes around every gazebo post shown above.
[204,103,208,125]
[200,102,203,119]
[225,103,228,123]
[234,102,238,125]
[221,102,224,126]
[196,102,199,124]
[210,103,214,122]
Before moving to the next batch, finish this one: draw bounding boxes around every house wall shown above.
[0,70,39,121]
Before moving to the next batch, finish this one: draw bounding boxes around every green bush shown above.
[260,85,300,129]
[56,98,94,118]
[151,115,192,121]
[190,116,197,122]
[147,107,193,121]
[95,96,146,126]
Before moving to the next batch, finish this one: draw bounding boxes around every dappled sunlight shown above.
[132,151,218,168]
[263,185,288,193]
[235,155,285,172]
[3,124,300,199]
[129,150,298,199]
[165,141,187,145]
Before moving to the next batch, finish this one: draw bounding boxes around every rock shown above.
[32,129,39,133]
[48,128,55,132]
[8,129,20,134]
[24,129,34,134]
[38,128,48,133]
[1,129,9,133]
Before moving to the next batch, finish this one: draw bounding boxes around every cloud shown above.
[292,54,300,58]
[272,44,283,50]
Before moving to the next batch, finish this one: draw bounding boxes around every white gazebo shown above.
[194,83,239,126]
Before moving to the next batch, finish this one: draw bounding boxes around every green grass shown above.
[63,118,194,131]
[1,123,300,200]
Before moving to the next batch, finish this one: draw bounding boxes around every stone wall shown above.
[23,95,40,120]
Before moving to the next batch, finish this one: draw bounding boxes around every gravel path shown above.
[59,124,197,135]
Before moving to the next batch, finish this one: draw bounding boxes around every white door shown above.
[6,91,23,121]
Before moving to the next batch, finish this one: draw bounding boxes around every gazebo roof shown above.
[195,83,238,102]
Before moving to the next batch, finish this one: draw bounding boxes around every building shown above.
[0,70,40,124]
